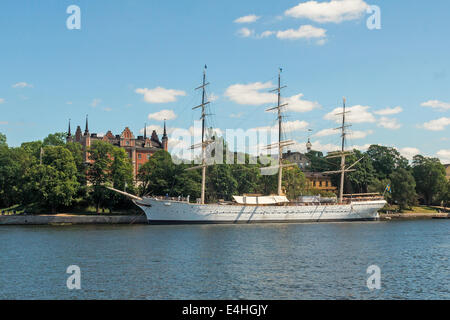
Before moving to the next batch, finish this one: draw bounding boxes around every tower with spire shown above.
[66,115,169,178]
[66,119,73,143]
[306,138,312,153]
[162,119,168,151]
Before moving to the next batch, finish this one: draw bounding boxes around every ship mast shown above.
[324,97,356,204]
[338,97,348,203]
[200,67,207,204]
[263,68,295,196]
[186,65,211,204]
[276,69,283,195]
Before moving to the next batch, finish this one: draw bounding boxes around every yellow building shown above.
[304,172,336,192]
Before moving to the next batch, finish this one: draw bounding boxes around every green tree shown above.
[0,145,33,207]
[207,164,238,201]
[65,142,87,197]
[0,132,7,147]
[346,150,376,194]
[412,155,447,205]
[87,141,114,212]
[138,150,174,196]
[366,145,409,180]
[440,180,450,207]
[22,146,79,212]
[282,162,306,199]
[43,132,66,146]
[109,147,135,210]
[390,168,417,211]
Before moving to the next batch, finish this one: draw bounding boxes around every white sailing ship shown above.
[109,67,386,223]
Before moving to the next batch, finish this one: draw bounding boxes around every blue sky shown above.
[0,0,449,163]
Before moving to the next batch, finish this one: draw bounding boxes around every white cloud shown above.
[208,93,219,102]
[377,117,402,130]
[148,109,177,121]
[284,93,321,112]
[230,112,244,118]
[285,0,369,23]
[291,140,340,153]
[225,81,276,105]
[0,121,8,125]
[91,98,101,107]
[349,143,371,151]
[399,147,420,161]
[140,124,169,136]
[102,107,112,112]
[276,25,326,40]
[258,30,275,38]
[324,105,376,123]
[422,117,450,131]
[135,87,186,103]
[250,120,309,133]
[0,98,5,104]
[348,129,373,139]
[314,128,372,139]
[421,100,450,112]
[237,27,254,38]
[225,82,319,113]
[234,15,260,24]
[314,128,338,137]
[437,149,450,164]
[12,82,33,88]
[374,106,403,115]
[66,101,73,105]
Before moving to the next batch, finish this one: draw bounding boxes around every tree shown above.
[366,145,409,180]
[440,180,450,208]
[138,150,174,196]
[346,150,376,194]
[22,146,79,212]
[412,155,447,205]
[0,132,6,147]
[390,168,417,211]
[43,132,66,147]
[109,147,135,210]
[87,141,114,213]
[65,142,87,198]
[207,164,238,201]
[282,162,306,200]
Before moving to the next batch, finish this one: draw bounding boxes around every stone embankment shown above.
[0,214,147,225]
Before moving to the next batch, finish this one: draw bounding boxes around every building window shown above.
[146,154,151,159]
[126,140,130,146]
[138,164,142,169]
[138,154,141,159]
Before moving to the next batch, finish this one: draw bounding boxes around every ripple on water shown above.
[0,220,448,299]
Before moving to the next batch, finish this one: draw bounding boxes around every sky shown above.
[0,0,449,163]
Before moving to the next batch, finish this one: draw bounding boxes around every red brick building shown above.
[66,116,168,177]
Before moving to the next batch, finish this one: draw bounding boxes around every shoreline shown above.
[0,212,448,225]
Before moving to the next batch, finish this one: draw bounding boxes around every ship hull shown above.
[134,198,386,224]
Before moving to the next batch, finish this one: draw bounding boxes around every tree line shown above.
[0,132,449,213]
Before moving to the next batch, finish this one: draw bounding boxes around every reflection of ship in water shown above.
[110,67,386,223]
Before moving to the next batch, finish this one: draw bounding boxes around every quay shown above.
[0,214,147,225]
[0,212,448,225]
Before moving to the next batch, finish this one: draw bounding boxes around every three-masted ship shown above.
[110,67,386,223]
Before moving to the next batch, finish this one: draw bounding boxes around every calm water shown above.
[0,220,448,299]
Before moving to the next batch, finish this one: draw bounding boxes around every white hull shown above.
[134,198,386,224]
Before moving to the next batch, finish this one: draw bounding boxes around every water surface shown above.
[0,220,448,299]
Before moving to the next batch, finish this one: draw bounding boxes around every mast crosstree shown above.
[324,97,357,203]
[186,65,211,204]
[264,68,296,196]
